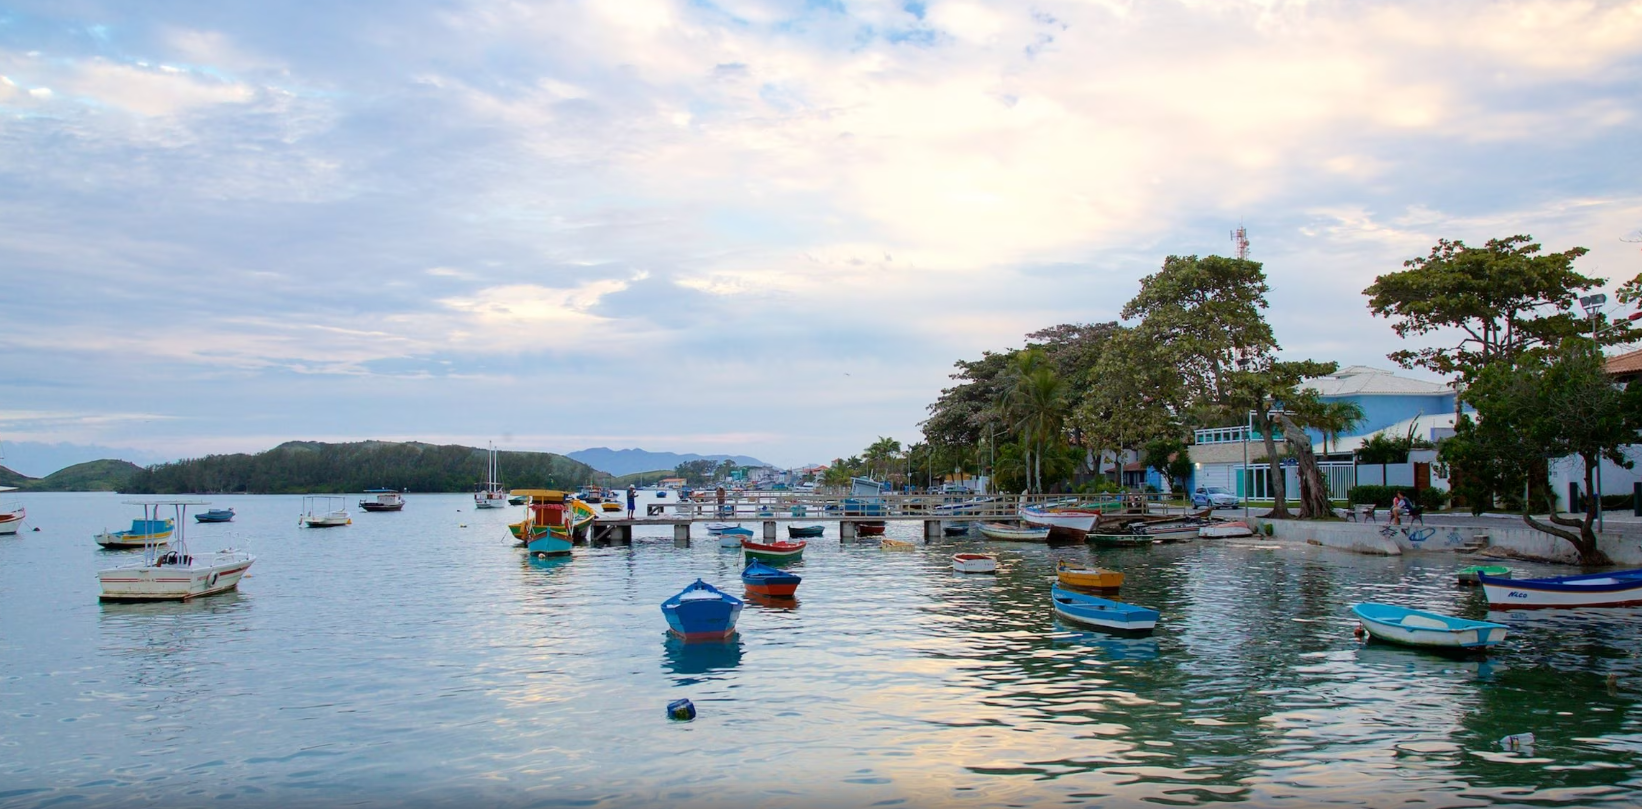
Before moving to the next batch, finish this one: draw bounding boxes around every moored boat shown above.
[1479,569,1642,609]
[942,522,971,536]
[0,486,25,535]
[98,501,254,601]
[741,558,802,597]
[1019,505,1103,532]
[880,538,916,551]
[952,552,998,574]
[1086,532,1156,548]
[194,508,235,523]
[509,490,597,556]
[299,496,351,528]
[1199,520,1253,538]
[473,442,507,509]
[705,522,736,534]
[1350,602,1508,649]
[1045,525,1087,545]
[95,512,176,548]
[661,579,743,641]
[358,488,406,512]
[1056,559,1123,590]
[719,525,754,548]
[1457,565,1511,586]
[1050,584,1158,634]
[787,524,825,539]
[978,523,1050,542]
[855,521,886,537]
[742,537,806,562]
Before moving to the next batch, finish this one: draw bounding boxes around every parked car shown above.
[1192,487,1238,508]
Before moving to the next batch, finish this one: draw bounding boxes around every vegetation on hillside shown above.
[0,460,142,491]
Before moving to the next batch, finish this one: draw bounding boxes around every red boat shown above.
[855,521,886,537]
[741,559,802,597]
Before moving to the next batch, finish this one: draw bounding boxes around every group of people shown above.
[1388,491,1418,525]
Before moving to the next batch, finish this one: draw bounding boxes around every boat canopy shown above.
[514,489,569,501]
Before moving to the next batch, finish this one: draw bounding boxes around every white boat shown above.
[704,522,736,534]
[1479,569,1642,609]
[1350,602,1508,649]
[299,495,351,528]
[1199,520,1254,538]
[1019,505,1102,532]
[978,522,1050,542]
[0,486,24,536]
[474,442,508,509]
[951,553,998,574]
[98,501,255,601]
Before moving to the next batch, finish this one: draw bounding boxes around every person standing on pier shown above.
[626,485,637,519]
[716,486,727,518]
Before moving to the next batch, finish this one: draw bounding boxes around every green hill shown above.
[30,460,143,492]
[608,469,676,487]
[0,465,33,488]
[125,440,599,495]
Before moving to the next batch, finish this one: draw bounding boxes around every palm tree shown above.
[1319,400,1366,456]
[997,350,1068,493]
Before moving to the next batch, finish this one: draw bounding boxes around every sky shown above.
[2,0,1641,475]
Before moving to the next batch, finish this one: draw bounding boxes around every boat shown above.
[1134,523,1202,543]
[358,488,406,512]
[933,496,1001,517]
[1050,584,1158,634]
[508,493,527,506]
[95,509,176,548]
[705,522,736,534]
[978,523,1050,542]
[718,525,754,548]
[194,508,235,523]
[0,486,23,535]
[509,490,597,556]
[880,538,916,551]
[299,496,351,528]
[1086,532,1156,548]
[1056,559,1123,590]
[1457,565,1511,586]
[855,521,886,537]
[1199,520,1254,538]
[942,522,971,536]
[473,442,507,509]
[787,524,825,539]
[601,501,622,512]
[952,552,998,574]
[742,537,806,562]
[98,501,255,601]
[661,579,744,641]
[1045,525,1087,545]
[741,558,802,597]
[1020,505,1103,532]
[1478,569,1642,609]
[1350,602,1509,649]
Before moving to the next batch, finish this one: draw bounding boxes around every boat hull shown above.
[302,516,351,527]
[1457,565,1510,586]
[1199,521,1253,538]
[98,554,255,601]
[787,525,825,539]
[742,539,806,562]
[1057,564,1123,590]
[1479,570,1642,608]
[1051,585,1157,634]
[952,553,998,574]
[662,581,744,641]
[1351,602,1508,649]
[979,523,1050,542]
[855,522,886,537]
[1086,533,1155,548]
[741,560,801,597]
[358,503,404,512]
[194,510,234,523]
[525,534,573,556]
[0,510,21,535]
[1019,507,1100,532]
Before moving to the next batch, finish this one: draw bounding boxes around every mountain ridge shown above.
[567,447,772,477]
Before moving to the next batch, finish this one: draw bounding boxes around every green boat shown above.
[1457,565,1511,587]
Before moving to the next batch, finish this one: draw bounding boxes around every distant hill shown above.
[126,440,599,494]
[0,460,142,491]
[568,447,771,477]
[0,465,31,488]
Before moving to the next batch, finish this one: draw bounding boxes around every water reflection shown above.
[662,634,744,681]
[1050,622,1161,661]
[743,592,800,610]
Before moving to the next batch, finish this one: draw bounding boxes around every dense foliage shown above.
[0,459,143,492]
[126,441,599,494]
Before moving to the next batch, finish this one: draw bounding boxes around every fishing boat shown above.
[95,508,176,548]
[787,524,825,539]
[1457,565,1511,586]
[741,559,802,597]
[1199,520,1253,538]
[508,493,527,506]
[1086,532,1156,548]
[1478,569,1642,609]
[1045,525,1087,545]
[952,553,998,574]
[742,537,806,562]
[719,525,754,548]
[194,508,235,523]
[1350,602,1509,650]
[1050,584,1158,634]
[880,538,916,551]
[299,496,351,528]
[1020,505,1103,532]
[509,490,597,556]
[855,521,886,537]
[473,442,507,509]
[98,501,255,601]
[1135,523,1203,543]
[661,579,743,641]
[358,488,406,512]
[0,486,23,536]
[978,523,1050,542]
[1056,559,1123,590]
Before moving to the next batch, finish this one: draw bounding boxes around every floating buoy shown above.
[1352,624,1366,639]
[459,524,468,528]
[32,527,41,532]
[667,698,696,722]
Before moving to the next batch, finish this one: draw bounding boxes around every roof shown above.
[1606,348,1642,376]
[1302,365,1453,397]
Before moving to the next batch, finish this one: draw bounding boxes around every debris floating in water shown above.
[1499,732,1535,751]
[667,698,696,722]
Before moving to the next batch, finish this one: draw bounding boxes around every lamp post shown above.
[1580,294,1610,532]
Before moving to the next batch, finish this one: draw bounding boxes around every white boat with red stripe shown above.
[0,486,23,536]
[98,500,255,602]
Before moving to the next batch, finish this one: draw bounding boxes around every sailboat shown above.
[474,442,507,510]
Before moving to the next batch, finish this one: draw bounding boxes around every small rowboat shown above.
[1479,568,1642,609]
[661,579,743,641]
[787,524,825,539]
[705,522,736,534]
[1019,506,1103,532]
[1086,533,1155,548]
[193,508,235,524]
[1051,584,1158,634]
[742,537,806,562]
[952,553,998,574]
[718,526,753,548]
[96,517,175,548]
[1457,565,1510,586]
[880,539,916,551]
[1350,602,1508,649]
[855,521,886,537]
[1199,520,1253,538]
[978,523,1050,542]
[601,502,623,512]
[1056,559,1123,590]
[942,523,971,536]
[741,558,802,597]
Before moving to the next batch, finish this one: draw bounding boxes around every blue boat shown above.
[194,508,235,523]
[787,524,825,539]
[1350,602,1508,649]
[661,579,743,641]
[1050,583,1158,634]
[718,525,754,548]
[525,533,573,557]
[741,559,802,598]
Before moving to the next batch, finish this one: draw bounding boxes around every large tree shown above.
[1073,327,1181,483]
[996,349,1069,492]
[1228,358,1340,518]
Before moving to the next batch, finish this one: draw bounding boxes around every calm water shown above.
[2,493,1640,808]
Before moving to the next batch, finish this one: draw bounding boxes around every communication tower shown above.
[1230,225,1250,260]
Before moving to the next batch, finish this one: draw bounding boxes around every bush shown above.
[1602,493,1637,512]
[1347,485,1449,512]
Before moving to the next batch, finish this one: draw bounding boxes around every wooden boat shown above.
[1056,559,1123,590]
[978,523,1050,542]
[193,508,235,523]
[661,579,743,641]
[705,522,736,534]
[1479,569,1642,609]
[96,514,176,548]
[742,537,806,562]
[1019,505,1103,532]
[1086,532,1156,548]
[787,524,825,539]
[855,521,886,537]
[0,487,22,535]
[952,553,998,574]
[1095,508,1210,532]
[741,558,802,597]
[1350,602,1508,649]
[1198,520,1253,538]
[1136,524,1202,543]
[474,442,507,509]
[1051,584,1158,634]
[358,488,406,512]
[718,526,753,548]
[508,490,596,556]
[98,501,255,601]
[942,523,971,536]
[1045,525,1087,545]
[880,538,916,551]
[1457,565,1510,586]
[508,493,527,506]
[601,501,622,512]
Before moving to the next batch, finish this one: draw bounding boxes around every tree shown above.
[1141,437,1192,494]
[1440,340,1642,565]
[1273,412,1335,518]
[996,349,1069,492]
[1123,254,1276,407]
[863,437,902,482]
[1074,328,1181,484]
[1229,358,1339,519]
[1287,393,1365,456]
[1364,235,1629,382]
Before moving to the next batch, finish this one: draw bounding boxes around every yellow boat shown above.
[880,539,917,551]
[507,490,597,546]
[1056,559,1123,590]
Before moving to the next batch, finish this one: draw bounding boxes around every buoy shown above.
[667,698,696,721]
[32,527,41,532]
[1352,624,1366,639]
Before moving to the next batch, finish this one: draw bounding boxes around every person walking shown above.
[626,485,637,520]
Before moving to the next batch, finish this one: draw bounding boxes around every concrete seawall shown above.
[1245,517,1642,565]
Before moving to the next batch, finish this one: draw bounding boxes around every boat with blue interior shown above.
[741,559,802,598]
[95,505,176,548]
[1479,568,1642,609]
[661,579,743,641]
[1350,602,1508,650]
[1050,584,1158,634]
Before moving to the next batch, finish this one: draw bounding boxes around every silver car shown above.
[1193,487,1238,508]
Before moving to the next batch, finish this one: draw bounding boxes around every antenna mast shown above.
[1230,224,1250,260]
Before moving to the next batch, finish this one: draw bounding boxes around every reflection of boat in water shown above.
[1051,621,1160,661]
[661,634,744,676]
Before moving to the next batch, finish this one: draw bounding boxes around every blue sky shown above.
[2,0,1640,473]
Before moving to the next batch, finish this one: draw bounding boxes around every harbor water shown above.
[2,493,1640,808]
